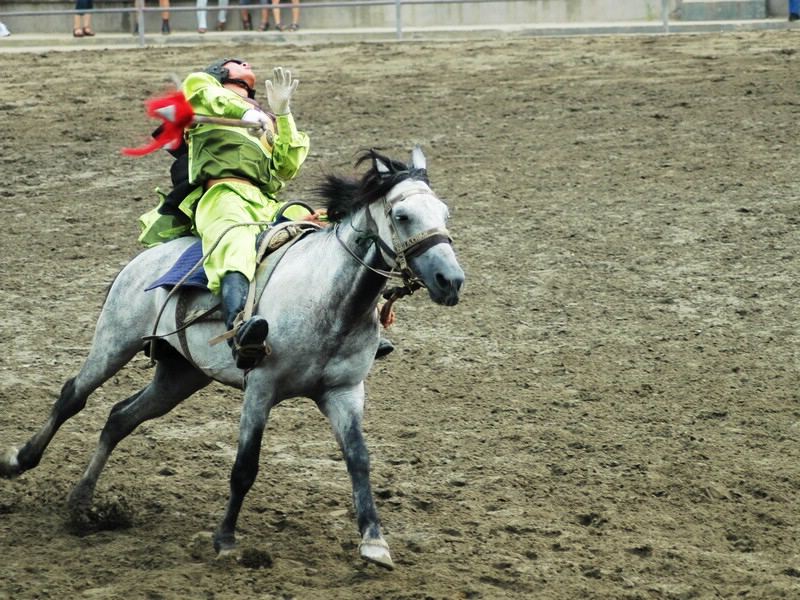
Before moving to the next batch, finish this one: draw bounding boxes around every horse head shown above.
[320,147,465,307]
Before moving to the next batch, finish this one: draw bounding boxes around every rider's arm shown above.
[182,72,253,119]
[270,113,310,180]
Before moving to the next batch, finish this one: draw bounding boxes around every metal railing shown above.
[0,0,676,45]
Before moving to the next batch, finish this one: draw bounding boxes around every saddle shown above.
[144,220,320,365]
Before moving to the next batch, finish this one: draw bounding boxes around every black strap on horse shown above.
[272,199,316,222]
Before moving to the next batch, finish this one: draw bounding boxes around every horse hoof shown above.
[359,537,394,570]
[215,547,241,563]
[0,447,21,478]
[213,530,239,560]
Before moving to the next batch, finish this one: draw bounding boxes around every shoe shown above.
[161,19,170,34]
[0,23,10,37]
[791,13,800,21]
[216,20,226,31]
[198,27,207,34]
[231,317,269,369]
[288,23,299,31]
[241,17,252,30]
[276,24,285,31]
[375,338,394,359]
[73,28,84,38]
[82,27,95,36]
[258,21,270,31]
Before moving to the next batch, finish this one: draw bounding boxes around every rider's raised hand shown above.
[265,67,298,115]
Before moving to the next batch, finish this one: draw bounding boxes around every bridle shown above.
[333,180,452,291]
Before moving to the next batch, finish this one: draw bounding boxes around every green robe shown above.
[138,71,310,294]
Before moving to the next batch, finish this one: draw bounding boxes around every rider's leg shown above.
[195,184,271,369]
[220,270,268,369]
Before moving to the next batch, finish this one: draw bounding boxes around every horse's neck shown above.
[324,209,389,311]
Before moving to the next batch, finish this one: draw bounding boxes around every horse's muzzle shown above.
[427,265,465,306]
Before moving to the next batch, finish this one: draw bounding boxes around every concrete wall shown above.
[679,0,767,20]
[0,0,785,35]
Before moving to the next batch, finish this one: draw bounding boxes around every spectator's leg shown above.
[82,10,94,35]
[73,12,83,36]
[218,0,229,27]
[241,0,252,30]
[271,0,282,30]
[197,0,208,32]
[160,0,171,33]
[258,0,269,30]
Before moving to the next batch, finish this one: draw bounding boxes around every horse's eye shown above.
[394,212,409,222]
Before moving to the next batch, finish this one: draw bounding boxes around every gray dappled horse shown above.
[0,147,464,569]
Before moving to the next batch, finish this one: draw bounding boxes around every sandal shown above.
[82,27,95,36]
[288,23,299,31]
[258,22,270,31]
[73,28,84,37]
[241,17,251,30]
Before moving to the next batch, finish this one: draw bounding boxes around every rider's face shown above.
[225,61,256,91]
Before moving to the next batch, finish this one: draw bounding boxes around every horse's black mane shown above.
[317,149,429,223]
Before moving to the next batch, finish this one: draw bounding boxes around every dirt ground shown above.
[1,30,800,600]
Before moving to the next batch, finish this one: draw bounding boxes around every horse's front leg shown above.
[213,376,274,557]
[320,383,394,570]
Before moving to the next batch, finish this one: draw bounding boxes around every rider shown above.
[142,58,311,370]
[138,58,393,366]
[190,59,312,370]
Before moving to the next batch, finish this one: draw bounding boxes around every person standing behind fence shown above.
[271,0,300,31]
[238,1,252,29]
[73,0,95,37]
[134,0,171,34]
[197,0,229,33]
[790,0,800,21]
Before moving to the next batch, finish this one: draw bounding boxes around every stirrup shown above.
[231,317,269,369]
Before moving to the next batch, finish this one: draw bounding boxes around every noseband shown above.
[334,181,452,288]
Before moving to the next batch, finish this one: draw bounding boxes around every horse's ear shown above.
[411,146,426,171]
[374,155,392,176]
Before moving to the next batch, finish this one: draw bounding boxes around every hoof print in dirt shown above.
[238,547,274,569]
[67,495,134,534]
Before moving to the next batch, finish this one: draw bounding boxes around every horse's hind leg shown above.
[67,346,211,524]
[319,384,394,570]
[0,328,141,479]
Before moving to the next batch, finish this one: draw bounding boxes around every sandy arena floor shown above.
[1,31,800,599]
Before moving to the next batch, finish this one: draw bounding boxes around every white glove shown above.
[265,67,298,115]
[242,108,269,136]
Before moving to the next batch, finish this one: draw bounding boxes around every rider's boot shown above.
[376,337,394,359]
[221,271,269,370]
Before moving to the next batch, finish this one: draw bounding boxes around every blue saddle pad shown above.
[145,239,209,291]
